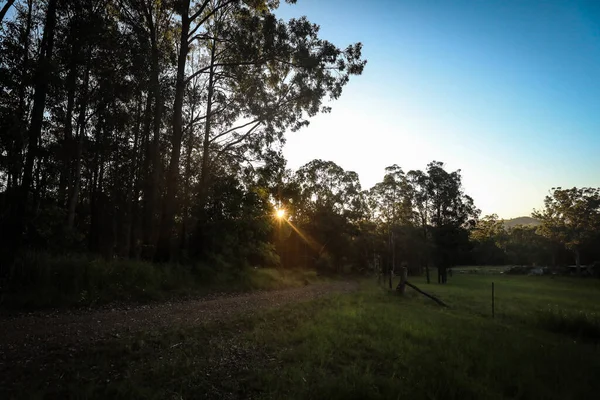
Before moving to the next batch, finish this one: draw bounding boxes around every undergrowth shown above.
[0,251,320,310]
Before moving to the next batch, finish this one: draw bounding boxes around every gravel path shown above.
[0,281,357,369]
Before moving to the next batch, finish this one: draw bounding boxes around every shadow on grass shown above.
[536,307,600,343]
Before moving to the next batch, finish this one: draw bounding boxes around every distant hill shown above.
[503,216,541,229]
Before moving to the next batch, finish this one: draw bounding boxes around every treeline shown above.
[472,188,600,272]
[0,0,365,273]
[2,1,598,292]
[277,160,479,284]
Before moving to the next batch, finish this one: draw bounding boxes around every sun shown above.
[275,208,286,219]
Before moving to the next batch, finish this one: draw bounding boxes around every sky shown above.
[274,0,600,219]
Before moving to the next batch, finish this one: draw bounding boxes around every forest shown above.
[1,0,600,304]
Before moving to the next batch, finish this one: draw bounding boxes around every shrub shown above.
[0,251,320,310]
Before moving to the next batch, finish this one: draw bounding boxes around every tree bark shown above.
[197,38,217,208]
[180,125,194,254]
[66,57,90,230]
[6,0,32,207]
[140,90,153,256]
[156,1,191,261]
[13,0,58,253]
[59,25,80,208]
[125,92,143,258]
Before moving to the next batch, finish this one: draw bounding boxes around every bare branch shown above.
[209,118,261,143]
[216,121,262,156]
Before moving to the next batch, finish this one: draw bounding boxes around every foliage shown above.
[0,251,320,309]
[0,0,366,272]
[533,187,600,271]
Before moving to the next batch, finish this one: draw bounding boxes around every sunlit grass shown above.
[5,274,600,399]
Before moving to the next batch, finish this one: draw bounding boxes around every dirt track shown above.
[0,281,358,372]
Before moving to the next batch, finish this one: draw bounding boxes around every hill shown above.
[504,216,540,228]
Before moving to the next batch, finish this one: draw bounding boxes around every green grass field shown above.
[6,273,600,399]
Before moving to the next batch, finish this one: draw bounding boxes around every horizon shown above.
[275,0,600,219]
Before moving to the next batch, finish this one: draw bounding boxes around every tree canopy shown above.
[1,1,598,287]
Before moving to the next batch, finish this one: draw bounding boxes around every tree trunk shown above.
[13,0,58,253]
[180,126,194,254]
[125,92,143,258]
[156,1,191,261]
[575,248,581,276]
[197,37,217,212]
[66,57,90,230]
[142,21,164,259]
[59,25,80,207]
[132,93,151,259]
[5,0,32,223]
[140,91,153,257]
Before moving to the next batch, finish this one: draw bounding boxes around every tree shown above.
[533,187,600,275]
[291,160,366,271]
[505,224,553,267]
[406,169,432,281]
[368,165,414,277]
[10,0,58,264]
[471,214,508,265]
[422,161,479,283]
[155,0,366,260]
[0,0,366,271]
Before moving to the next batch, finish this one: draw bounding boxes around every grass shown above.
[0,252,321,310]
[5,273,600,399]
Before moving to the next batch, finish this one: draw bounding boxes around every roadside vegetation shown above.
[4,273,600,399]
[1,251,320,310]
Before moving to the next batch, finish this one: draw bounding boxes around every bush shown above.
[1,252,198,309]
[0,252,320,310]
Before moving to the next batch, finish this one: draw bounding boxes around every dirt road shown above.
[0,281,357,369]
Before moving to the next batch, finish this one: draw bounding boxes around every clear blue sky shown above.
[275,0,600,218]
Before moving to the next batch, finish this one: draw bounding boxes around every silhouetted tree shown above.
[533,187,600,275]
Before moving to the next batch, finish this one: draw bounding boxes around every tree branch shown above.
[0,0,16,24]
[216,121,262,155]
[210,118,261,143]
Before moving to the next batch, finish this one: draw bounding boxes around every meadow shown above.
[4,272,600,399]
